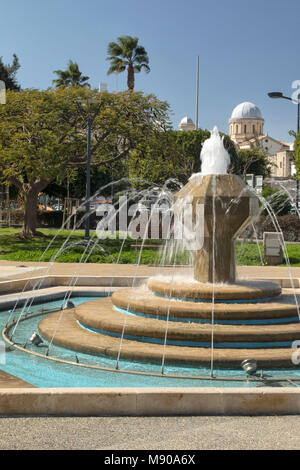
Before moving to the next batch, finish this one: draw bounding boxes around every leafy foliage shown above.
[0,87,170,235]
[235,148,272,178]
[261,184,292,216]
[128,129,240,187]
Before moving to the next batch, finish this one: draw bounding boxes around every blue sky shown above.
[1,0,300,142]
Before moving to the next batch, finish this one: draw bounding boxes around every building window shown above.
[235,125,238,134]
[253,125,256,133]
[244,125,247,133]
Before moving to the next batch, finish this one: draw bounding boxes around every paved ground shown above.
[0,415,299,450]
[0,371,34,388]
[0,259,300,280]
[0,265,46,278]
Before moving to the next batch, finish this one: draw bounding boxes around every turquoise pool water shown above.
[2,296,300,388]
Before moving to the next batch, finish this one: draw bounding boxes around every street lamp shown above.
[268,91,299,208]
[76,97,101,243]
[267,92,285,99]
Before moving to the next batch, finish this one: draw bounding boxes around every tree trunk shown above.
[22,187,40,237]
[19,180,48,238]
[127,63,135,91]
[7,177,49,238]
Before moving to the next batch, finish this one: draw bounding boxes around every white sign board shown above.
[263,232,283,259]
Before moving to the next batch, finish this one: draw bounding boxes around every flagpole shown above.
[195,56,199,130]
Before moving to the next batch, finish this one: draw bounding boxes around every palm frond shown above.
[134,54,150,65]
[52,60,89,87]
[134,64,150,73]
[107,64,126,75]
[107,42,123,57]
[133,46,148,60]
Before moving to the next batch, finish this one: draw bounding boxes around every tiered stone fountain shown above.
[39,129,300,369]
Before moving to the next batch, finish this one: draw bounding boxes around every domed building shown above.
[178,116,195,132]
[229,101,294,178]
[229,102,264,144]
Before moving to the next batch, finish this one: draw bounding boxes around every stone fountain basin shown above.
[72,298,300,343]
[38,296,300,368]
[147,278,281,300]
[111,287,299,321]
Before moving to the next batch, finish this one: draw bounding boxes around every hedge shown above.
[243,215,300,242]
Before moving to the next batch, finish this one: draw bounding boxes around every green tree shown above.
[0,54,20,90]
[0,87,170,237]
[45,165,114,200]
[106,36,150,91]
[52,60,90,87]
[0,89,80,236]
[235,147,272,179]
[129,129,241,187]
[261,184,291,215]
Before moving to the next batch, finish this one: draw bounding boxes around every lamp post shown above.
[76,99,101,243]
[267,91,299,208]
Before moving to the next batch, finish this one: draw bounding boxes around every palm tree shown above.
[52,60,89,87]
[106,36,150,91]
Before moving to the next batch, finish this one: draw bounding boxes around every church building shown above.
[177,102,295,178]
[229,102,294,178]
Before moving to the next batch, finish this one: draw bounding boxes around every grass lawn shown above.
[0,228,299,266]
[0,228,164,264]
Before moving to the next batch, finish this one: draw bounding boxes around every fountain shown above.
[33,126,300,373]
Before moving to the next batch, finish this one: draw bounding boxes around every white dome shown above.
[178,115,195,131]
[180,116,194,125]
[231,102,263,120]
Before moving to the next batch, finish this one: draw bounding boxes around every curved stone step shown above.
[112,288,299,321]
[73,298,300,344]
[147,278,281,300]
[38,307,299,368]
